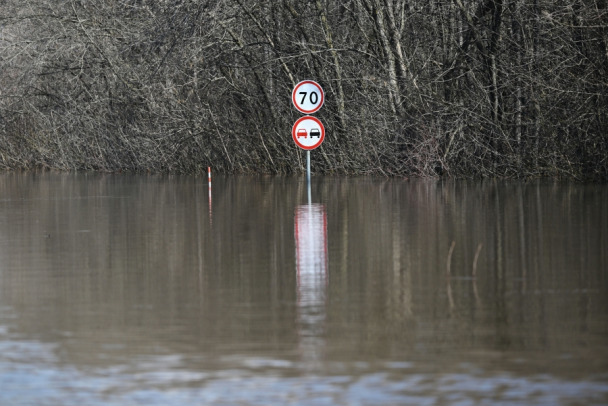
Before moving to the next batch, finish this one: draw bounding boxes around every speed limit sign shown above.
[292,80,324,114]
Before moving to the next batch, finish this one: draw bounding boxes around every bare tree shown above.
[0,0,606,179]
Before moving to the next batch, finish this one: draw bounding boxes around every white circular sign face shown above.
[292,116,325,150]
[292,80,324,114]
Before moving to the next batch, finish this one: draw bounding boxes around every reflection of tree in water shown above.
[326,179,608,361]
[0,173,302,368]
[0,174,606,380]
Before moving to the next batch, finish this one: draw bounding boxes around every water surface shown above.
[0,173,607,405]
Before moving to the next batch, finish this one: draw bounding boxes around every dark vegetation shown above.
[0,0,606,179]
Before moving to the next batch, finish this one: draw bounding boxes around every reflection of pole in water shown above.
[294,204,328,367]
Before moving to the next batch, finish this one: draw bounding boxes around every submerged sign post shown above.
[292,80,324,193]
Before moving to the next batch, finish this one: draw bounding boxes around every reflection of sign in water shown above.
[295,204,328,296]
[295,204,328,365]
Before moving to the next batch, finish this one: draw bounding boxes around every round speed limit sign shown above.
[292,80,324,114]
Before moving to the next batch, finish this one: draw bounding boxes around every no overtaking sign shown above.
[292,81,325,151]
[292,116,325,150]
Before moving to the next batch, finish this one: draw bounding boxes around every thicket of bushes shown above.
[1,0,606,179]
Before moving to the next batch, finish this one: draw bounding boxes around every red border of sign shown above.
[292,116,325,151]
[292,80,324,114]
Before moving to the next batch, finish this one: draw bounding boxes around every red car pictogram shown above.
[296,129,308,138]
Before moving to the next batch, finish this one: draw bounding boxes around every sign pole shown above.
[306,151,311,204]
[291,80,324,205]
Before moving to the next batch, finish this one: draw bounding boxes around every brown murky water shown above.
[0,172,607,405]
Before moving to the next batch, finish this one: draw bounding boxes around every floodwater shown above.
[0,172,607,405]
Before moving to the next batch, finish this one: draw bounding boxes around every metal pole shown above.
[208,167,212,224]
[306,151,311,204]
